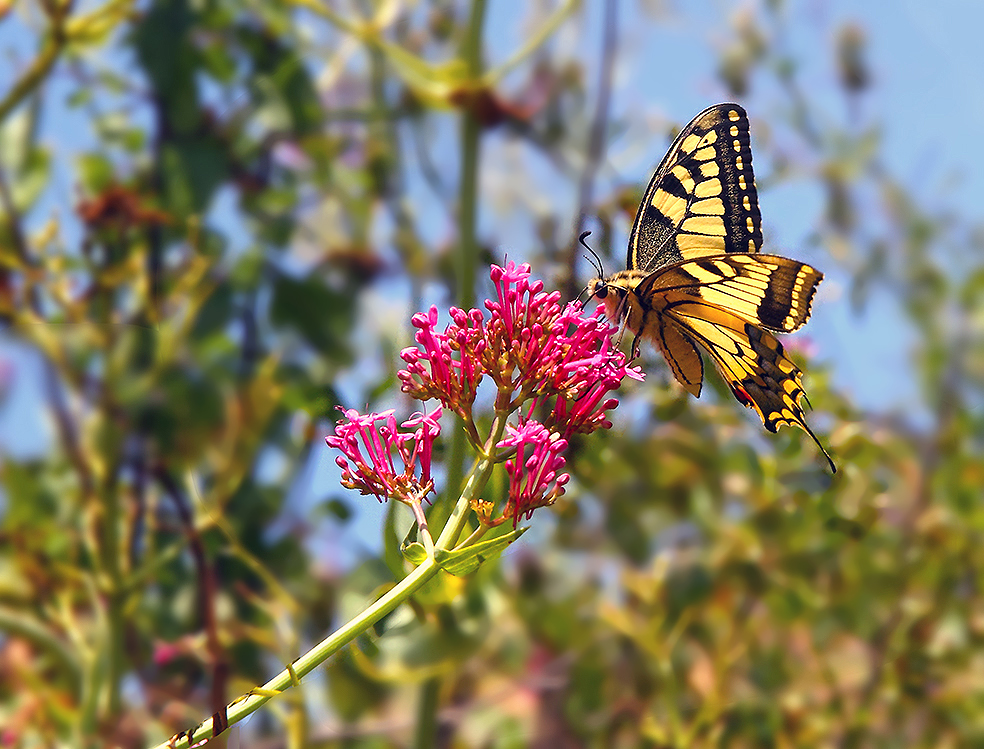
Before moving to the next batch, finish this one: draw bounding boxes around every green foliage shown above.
[1,1,983,748]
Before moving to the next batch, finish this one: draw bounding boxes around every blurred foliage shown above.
[1,1,983,748]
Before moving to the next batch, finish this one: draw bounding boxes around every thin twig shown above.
[0,165,42,314]
[156,468,229,719]
[0,9,68,122]
[564,0,618,302]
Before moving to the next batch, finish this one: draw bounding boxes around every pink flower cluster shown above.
[327,262,641,523]
[326,406,442,504]
[499,421,570,527]
[400,262,640,436]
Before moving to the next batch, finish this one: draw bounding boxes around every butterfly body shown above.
[590,103,835,471]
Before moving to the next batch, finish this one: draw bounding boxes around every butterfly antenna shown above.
[577,231,610,304]
[578,231,606,280]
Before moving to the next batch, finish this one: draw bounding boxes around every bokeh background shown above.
[3,0,984,747]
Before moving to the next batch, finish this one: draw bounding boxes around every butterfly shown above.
[589,103,835,472]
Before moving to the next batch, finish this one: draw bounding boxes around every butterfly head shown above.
[587,270,649,326]
[585,275,621,319]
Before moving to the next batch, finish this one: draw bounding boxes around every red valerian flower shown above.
[497,420,570,527]
[399,305,486,418]
[398,261,641,431]
[332,262,643,526]
[325,405,443,504]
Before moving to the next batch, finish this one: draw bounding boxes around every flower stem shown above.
[456,523,490,550]
[149,556,441,749]
[412,676,442,749]
[439,0,487,548]
[407,497,436,557]
[149,446,500,749]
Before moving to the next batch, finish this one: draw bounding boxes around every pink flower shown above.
[398,262,642,422]
[334,263,643,526]
[153,641,184,667]
[533,303,643,437]
[497,420,570,527]
[325,405,443,504]
[399,305,486,418]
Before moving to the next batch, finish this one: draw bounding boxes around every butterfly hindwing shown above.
[639,254,823,333]
[652,317,704,398]
[628,103,763,274]
[660,296,834,470]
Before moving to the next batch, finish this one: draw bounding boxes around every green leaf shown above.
[401,542,427,566]
[269,274,355,358]
[190,281,233,338]
[160,139,229,216]
[322,498,352,522]
[399,522,427,565]
[10,147,50,210]
[433,527,528,576]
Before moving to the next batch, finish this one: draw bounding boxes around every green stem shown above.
[457,522,491,550]
[457,0,485,312]
[408,497,436,557]
[149,449,500,749]
[99,458,125,718]
[413,676,442,749]
[149,555,441,749]
[435,0,486,547]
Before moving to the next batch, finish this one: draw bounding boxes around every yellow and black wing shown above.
[628,103,762,273]
[657,295,834,471]
[609,102,833,470]
[640,253,823,333]
[630,253,834,470]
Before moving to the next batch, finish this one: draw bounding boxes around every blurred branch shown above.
[156,468,229,716]
[0,0,135,123]
[0,165,41,313]
[564,0,617,301]
[485,0,577,85]
[98,453,126,718]
[0,605,83,691]
[0,14,66,123]
[187,472,299,613]
[412,118,451,202]
[0,165,98,501]
[291,0,572,107]
[413,676,441,749]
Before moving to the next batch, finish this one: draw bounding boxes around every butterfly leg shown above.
[628,306,650,360]
[613,319,641,360]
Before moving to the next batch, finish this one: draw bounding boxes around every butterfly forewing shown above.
[628,103,763,274]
